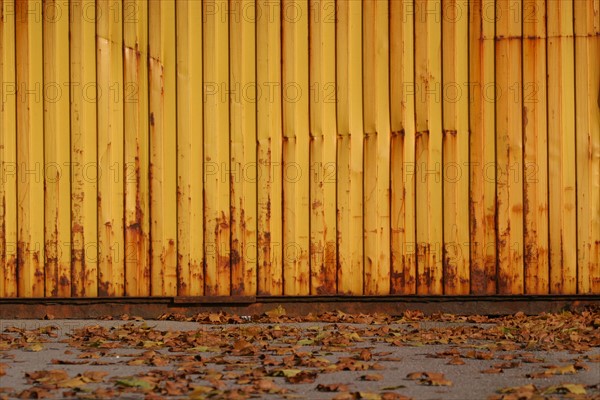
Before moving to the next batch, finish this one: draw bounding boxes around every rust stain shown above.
[72,223,84,233]
[98,279,110,297]
[126,216,146,295]
[59,274,70,289]
[213,212,231,295]
[5,256,17,297]
[324,241,336,294]
[230,248,241,268]
[390,269,403,294]
[443,244,457,291]
[190,261,203,281]
[231,280,245,296]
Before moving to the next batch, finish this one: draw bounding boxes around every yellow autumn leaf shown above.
[25,343,44,352]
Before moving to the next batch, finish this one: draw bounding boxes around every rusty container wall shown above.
[0,0,598,299]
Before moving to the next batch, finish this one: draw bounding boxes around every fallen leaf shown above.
[357,393,381,400]
[406,372,444,381]
[17,388,52,399]
[381,385,407,390]
[316,383,350,392]
[26,369,69,384]
[275,369,302,378]
[83,371,108,382]
[361,374,383,381]
[542,383,586,395]
[407,372,452,387]
[481,368,503,374]
[286,371,317,384]
[381,394,412,400]
[25,343,44,352]
[57,376,88,388]
[359,349,372,361]
[115,377,155,390]
[527,364,577,378]
[493,361,520,369]
[51,359,89,365]
[465,350,494,360]
[265,305,287,318]
[332,393,356,400]
[208,313,222,323]
[447,357,465,365]
[497,384,537,394]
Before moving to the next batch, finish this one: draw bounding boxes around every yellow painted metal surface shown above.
[96,0,125,296]
[547,0,578,294]
[16,0,45,297]
[70,0,98,297]
[0,0,598,298]
[523,0,549,294]
[336,0,364,295]
[309,0,337,295]
[495,0,524,294]
[230,0,257,296]
[441,0,470,295]
[363,0,391,295]
[203,0,230,296]
[0,0,18,297]
[575,0,600,294]
[256,0,283,295]
[469,0,498,294]
[124,0,150,296]
[148,0,178,296]
[414,0,443,294]
[282,0,310,295]
[176,0,204,296]
[389,0,416,295]
[43,0,71,297]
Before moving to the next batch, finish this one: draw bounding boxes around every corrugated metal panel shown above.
[0,0,598,298]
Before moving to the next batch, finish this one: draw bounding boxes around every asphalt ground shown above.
[0,313,599,400]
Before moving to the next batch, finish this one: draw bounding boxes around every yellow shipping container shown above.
[0,0,598,299]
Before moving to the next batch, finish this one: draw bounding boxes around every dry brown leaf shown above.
[26,369,69,384]
[359,349,372,361]
[316,383,350,392]
[50,359,89,365]
[265,305,287,318]
[465,350,494,360]
[17,388,52,399]
[332,393,356,400]
[57,376,88,388]
[83,371,109,382]
[407,371,452,387]
[481,368,503,374]
[209,313,222,323]
[361,374,383,381]
[447,357,465,365]
[527,364,577,378]
[286,370,317,384]
[381,394,412,400]
[493,361,520,369]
